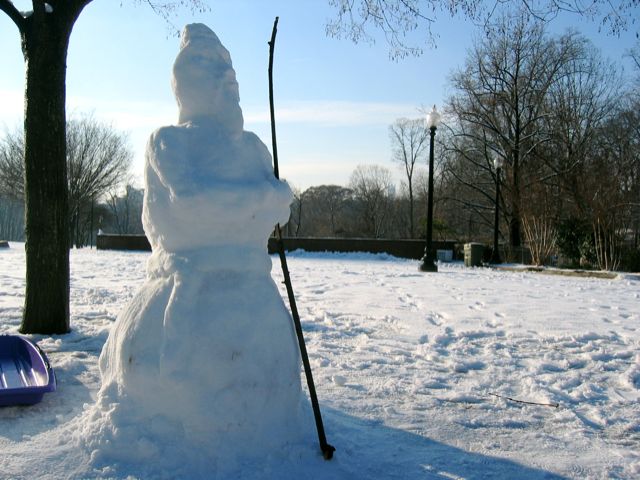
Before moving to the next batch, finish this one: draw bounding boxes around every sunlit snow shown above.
[1,245,639,479]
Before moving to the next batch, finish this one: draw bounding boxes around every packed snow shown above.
[76,23,305,478]
[1,244,639,479]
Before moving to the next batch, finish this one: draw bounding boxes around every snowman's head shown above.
[172,23,243,133]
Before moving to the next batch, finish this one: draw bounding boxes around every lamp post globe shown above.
[420,105,440,272]
[490,155,504,264]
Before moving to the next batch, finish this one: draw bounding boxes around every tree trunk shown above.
[19,10,78,334]
[408,181,414,238]
[510,127,522,248]
[509,185,522,248]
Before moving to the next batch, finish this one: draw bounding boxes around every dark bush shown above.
[620,247,640,272]
[556,217,594,267]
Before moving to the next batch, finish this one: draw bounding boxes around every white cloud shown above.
[276,146,407,190]
[244,100,423,127]
[0,91,409,189]
[66,96,176,130]
[0,89,178,133]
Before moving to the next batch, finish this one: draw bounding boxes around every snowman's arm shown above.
[146,127,191,197]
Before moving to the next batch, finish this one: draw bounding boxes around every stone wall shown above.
[96,234,457,260]
[96,234,151,251]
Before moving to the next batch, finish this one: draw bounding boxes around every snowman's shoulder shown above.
[241,131,272,161]
[148,125,188,152]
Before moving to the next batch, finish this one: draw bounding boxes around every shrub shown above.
[556,217,593,267]
[620,247,640,272]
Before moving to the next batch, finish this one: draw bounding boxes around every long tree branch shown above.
[0,0,26,31]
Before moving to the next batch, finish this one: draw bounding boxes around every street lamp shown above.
[490,155,504,264]
[420,105,440,272]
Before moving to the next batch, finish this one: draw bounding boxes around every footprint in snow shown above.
[453,360,486,373]
[468,301,485,311]
[398,294,420,311]
[485,318,502,328]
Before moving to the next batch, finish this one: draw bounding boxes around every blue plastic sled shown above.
[0,335,56,406]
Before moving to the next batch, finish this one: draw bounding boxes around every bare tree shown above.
[287,186,306,237]
[326,0,639,59]
[537,40,637,268]
[0,196,24,241]
[0,0,208,334]
[437,129,498,240]
[349,164,395,238]
[447,14,579,247]
[67,115,133,245]
[106,184,144,235]
[630,44,640,71]
[389,118,429,237]
[295,185,353,237]
[539,36,622,215]
[0,129,26,241]
[0,127,25,200]
[587,102,640,267]
[0,116,133,245]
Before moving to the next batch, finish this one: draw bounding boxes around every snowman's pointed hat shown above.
[171,23,243,131]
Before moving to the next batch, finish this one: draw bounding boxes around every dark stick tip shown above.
[322,444,336,460]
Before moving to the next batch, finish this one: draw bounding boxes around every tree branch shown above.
[489,392,559,408]
[0,0,26,31]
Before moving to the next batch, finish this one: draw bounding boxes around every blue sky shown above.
[0,1,637,190]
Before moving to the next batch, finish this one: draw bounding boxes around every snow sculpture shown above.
[84,24,305,475]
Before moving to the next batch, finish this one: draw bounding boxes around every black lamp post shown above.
[490,156,504,264]
[420,105,440,272]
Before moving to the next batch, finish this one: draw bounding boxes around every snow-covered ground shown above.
[1,243,639,479]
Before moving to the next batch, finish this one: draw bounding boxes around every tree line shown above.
[288,165,431,240]
[439,14,639,270]
[6,14,637,272]
[292,15,640,271]
[0,114,142,245]
[2,14,636,274]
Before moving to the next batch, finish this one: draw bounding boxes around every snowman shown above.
[85,24,306,476]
